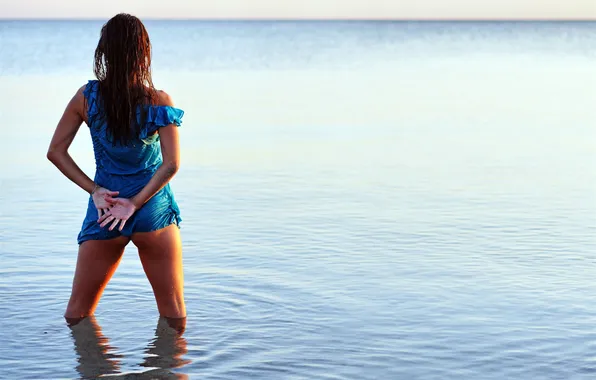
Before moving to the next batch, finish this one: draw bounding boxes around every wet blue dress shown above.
[77,80,184,244]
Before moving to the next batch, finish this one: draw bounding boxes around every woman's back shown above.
[84,80,184,177]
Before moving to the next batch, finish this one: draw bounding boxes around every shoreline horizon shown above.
[1,17,595,22]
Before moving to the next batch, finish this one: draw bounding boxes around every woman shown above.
[47,14,186,327]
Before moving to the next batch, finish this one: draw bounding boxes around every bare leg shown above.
[132,224,186,318]
[65,236,130,319]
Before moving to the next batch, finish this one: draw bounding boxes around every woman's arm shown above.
[46,86,95,194]
[47,86,119,218]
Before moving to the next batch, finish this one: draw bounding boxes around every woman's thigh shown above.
[131,224,186,318]
[66,236,130,318]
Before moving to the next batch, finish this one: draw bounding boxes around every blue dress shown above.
[77,80,184,244]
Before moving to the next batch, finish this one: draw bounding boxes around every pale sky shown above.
[0,0,594,20]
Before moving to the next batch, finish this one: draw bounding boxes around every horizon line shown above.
[0,17,595,22]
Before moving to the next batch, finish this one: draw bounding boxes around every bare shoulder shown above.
[76,84,87,95]
[73,84,87,103]
[69,84,88,118]
[155,90,175,107]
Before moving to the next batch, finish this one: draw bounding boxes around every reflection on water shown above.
[69,316,122,378]
[140,317,191,376]
[69,316,189,379]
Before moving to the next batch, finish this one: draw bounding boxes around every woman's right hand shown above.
[91,186,120,219]
[98,197,138,231]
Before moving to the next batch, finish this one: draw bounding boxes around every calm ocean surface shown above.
[0,20,595,379]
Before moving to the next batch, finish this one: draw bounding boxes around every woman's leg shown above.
[65,236,130,321]
[132,224,186,319]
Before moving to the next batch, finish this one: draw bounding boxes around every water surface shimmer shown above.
[1,21,595,379]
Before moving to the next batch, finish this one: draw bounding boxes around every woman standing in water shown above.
[47,13,186,328]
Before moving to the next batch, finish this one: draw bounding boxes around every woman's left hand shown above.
[98,197,137,231]
[92,187,120,219]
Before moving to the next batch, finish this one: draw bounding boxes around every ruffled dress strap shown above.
[138,105,184,139]
[82,80,101,126]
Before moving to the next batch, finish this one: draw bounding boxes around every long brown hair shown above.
[93,13,156,145]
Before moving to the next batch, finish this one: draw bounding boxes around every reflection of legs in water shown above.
[140,316,191,372]
[68,316,122,379]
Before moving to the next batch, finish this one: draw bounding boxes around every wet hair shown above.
[93,13,156,145]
